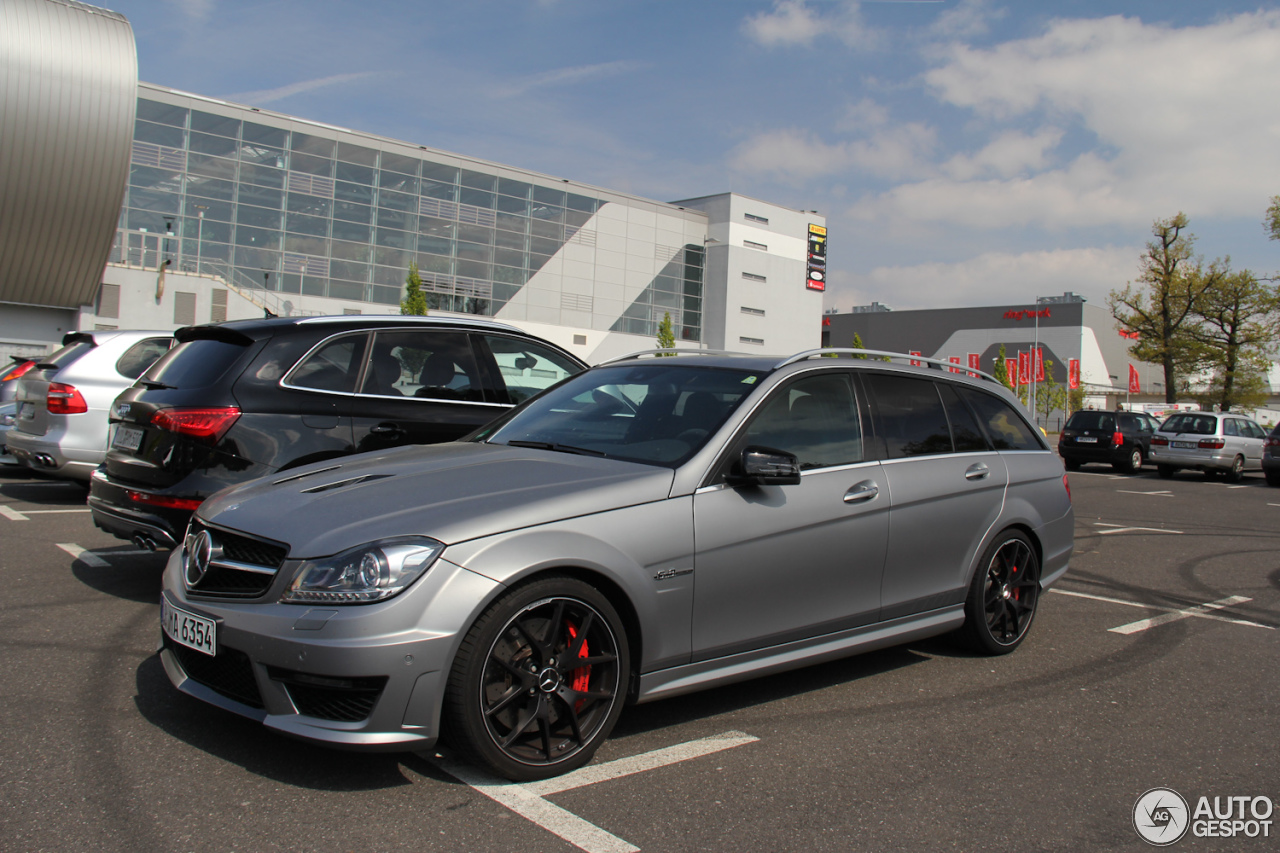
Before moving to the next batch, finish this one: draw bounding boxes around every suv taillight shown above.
[1151,435,1169,446]
[47,382,88,414]
[1198,437,1225,450]
[151,407,241,441]
[1265,436,1280,448]
[1112,431,1124,447]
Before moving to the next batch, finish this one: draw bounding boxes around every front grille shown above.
[268,667,387,722]
[166,636,264,709]
[186,519,288,599]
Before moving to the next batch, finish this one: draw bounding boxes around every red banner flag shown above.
[968,353,980,372]
[949,356,961,374]
[1007,358,1019,386]
[1033,347,1045,382]
[1068,359,1080,389]
[1018,351,1030,385]
[909,350,921,367]
[1128,364,1140,393]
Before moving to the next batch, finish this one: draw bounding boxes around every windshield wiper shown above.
[504,440,607,457]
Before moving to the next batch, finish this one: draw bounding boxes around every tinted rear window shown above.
[957,387,1044,451]
[1065,411,1116,431]
[142,339,248,389]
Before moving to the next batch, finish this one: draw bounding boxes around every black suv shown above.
[89,315,586,550]
[1058,409,1160,474]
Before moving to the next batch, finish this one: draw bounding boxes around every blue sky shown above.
[110,0,1280,312]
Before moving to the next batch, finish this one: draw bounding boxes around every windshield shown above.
[477,363,765,467]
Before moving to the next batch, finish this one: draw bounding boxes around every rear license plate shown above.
[162,598,217,656]
[112,425,144,451]
[1172,441,1196,449]
[1076,436,1097,443]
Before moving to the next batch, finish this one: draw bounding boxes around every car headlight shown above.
[281,537,445,604]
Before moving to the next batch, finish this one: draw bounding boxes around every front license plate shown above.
[1172,441,1196,449]
[112,425,144,451]
[1076,436,1097,443]
[162,598,217,656]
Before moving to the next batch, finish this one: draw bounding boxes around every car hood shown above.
[198,442,675,558]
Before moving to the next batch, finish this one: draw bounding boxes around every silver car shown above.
[1149,411,1268,482]
[158,349,1074,780]
[7,330,173,480]
[0,401,19,466]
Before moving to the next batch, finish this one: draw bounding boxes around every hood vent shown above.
[299,474,394,494]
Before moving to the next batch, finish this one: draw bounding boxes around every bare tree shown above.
[1108,213,1223,403]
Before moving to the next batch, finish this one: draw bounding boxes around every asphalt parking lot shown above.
[0,462,1275,852]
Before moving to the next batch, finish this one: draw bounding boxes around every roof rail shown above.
[595,348,742,366]
[777,348,1001,384]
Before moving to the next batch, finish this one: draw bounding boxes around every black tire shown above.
[961,530,1040,655]
[1112,447,1143,474]
[1265,469,1280,487]
[1223,455,1245,483]
[1063,458,1080,472]
[1157,464,1175,479]
[443,575,630,781]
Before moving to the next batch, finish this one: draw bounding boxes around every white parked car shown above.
[1149,411,1268,482]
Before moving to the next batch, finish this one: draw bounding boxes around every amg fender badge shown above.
[653,568,693,581]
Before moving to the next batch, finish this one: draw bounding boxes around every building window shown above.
[211,288,227,322]
[573,334,587,346]
[742,272,766,283]
[739,336,765,346]
[744,240,768,251]
[744,213,769,225]
[96,283,120,318]
[343,308,362,315]
[741,306,765,316]
[174,292,196,326]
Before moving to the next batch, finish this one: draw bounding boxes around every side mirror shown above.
[729,445,801,486]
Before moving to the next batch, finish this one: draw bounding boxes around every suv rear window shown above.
[143,339,248,389]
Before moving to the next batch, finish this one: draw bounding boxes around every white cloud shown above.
[490,61,642,99]
[850,11,1280,231]
[927,0,1002,41]
[743,1,880,50]
[729,121,936,182]
[174,0,214,24]
[827,246,1138,312]
[223,72,381,107]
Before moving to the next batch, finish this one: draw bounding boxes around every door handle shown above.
[843,480,880,503]
[369,423,404,438]
[965,463,990,480]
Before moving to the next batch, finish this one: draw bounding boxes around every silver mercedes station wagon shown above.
[159,349,1074,780]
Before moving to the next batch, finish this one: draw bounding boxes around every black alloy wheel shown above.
[1224,455,1245,483]
[444,576,629,781]
[962,530,1041,655]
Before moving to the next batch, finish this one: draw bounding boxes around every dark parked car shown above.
[89,315,586,551]
[157,348,1073,781]
[1057,409,1160,473]
[1263,423,1280,487]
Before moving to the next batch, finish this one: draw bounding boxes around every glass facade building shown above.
[114,85,707,342]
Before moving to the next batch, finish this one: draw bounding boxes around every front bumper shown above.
[158,546,499,751]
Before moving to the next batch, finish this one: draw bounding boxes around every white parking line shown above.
[1115,489,1173,497]
[1050,589,1272,632]
[435,731,758,853]
[0,505,27,520]
[56,543,107,567]
[1093,522,1183,535]
[0,505,91,520]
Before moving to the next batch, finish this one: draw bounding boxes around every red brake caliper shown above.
[566,623,591,709]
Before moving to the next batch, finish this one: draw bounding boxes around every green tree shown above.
[851,332,867,359]
[1185,269,1279,411]
[1108,213,1223,403]
[1034,360,1069,426]
[656,312,676,355]
[992,344,1014,393]
[1266,195,1280,242]
[1067,384,1087,414]
[401,262,428,316]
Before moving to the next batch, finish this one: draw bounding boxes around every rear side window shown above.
[288,334,368,393]
[143,339,248,389]
[482,335,582,404]
[1223,419,1241,437]
[362,330,482,401]
[864,374,952,458]
[938,383,988,452]
[957,387,1044,451]
[115,338,171,380]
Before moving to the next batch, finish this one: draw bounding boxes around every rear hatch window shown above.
[142,339,247,389]
[1162,413,1218,435]
[1065,411,1115,432]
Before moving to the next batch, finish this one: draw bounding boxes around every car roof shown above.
[176,314,538,344]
